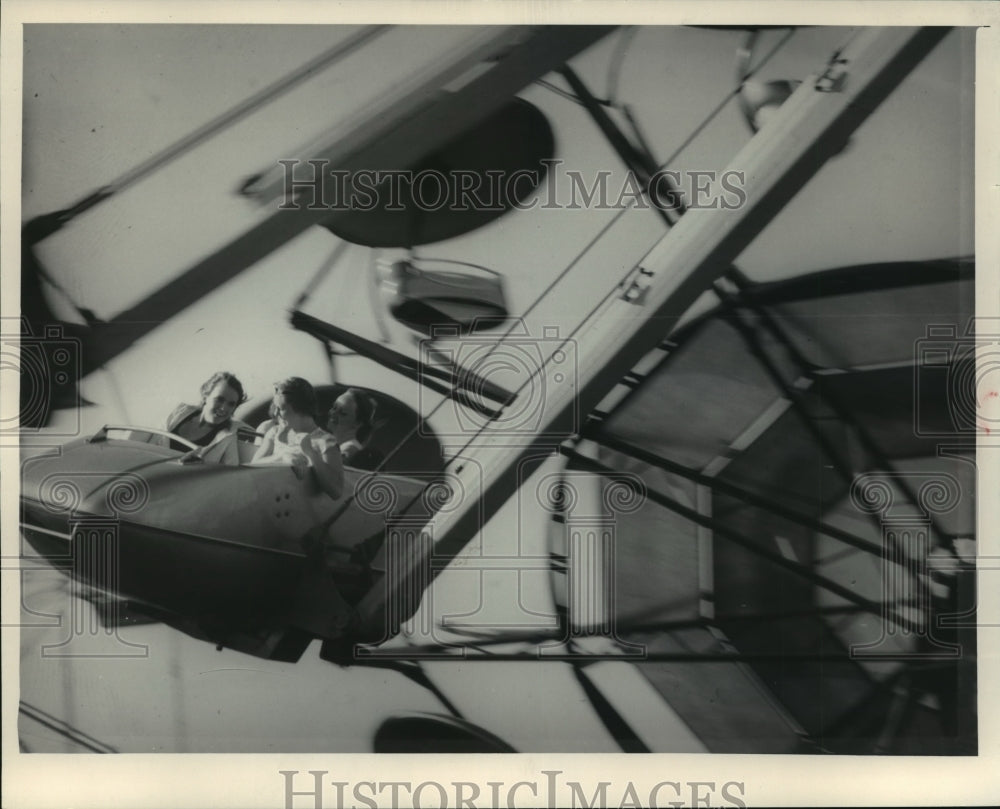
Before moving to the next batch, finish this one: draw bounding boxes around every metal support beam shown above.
[353,27,951,642]
[290,309,512,413]
[585,431,891,564]
[724,265,958,557]
[82,26,614,372]
[559,446,918,631]
[558,65,680,225]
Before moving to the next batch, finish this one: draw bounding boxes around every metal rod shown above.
[290,309,512,410]
[32,27,390,231]
[354,27,952,640]
[433,603,878,651]
[725,265,959,558]
[18,701,119,754]
[82,26,614,372]
[587,431,887,563]
[560,446,921,633]
[711,281,918,569]
[353,649,932,664]
[559,65,680,224]
[571,664,652,752]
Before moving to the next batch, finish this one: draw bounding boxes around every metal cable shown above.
[323,28,804,534]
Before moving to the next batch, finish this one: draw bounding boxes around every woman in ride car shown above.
[251,377,344,499]
[326,388,377,465]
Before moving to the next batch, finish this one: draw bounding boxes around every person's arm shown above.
[251,425,277,462]
[226,417,257,440]
[340,439,362,465]
[152,403,192,448]
[300,433,344,499]
[165,403,192,433]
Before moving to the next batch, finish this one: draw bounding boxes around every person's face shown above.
[201,382,240,426]
[328,393,359,435]
[271,393,295,426]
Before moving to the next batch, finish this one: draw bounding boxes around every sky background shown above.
[5,15,985,773]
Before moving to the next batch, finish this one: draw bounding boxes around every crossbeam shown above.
[353,27,952,642]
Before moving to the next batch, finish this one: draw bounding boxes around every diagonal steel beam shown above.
[82,26,614,373]
[352,27,952,642]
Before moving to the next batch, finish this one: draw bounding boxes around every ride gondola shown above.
[19,384,447,659]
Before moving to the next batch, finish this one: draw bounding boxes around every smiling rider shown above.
[166,371,253,448]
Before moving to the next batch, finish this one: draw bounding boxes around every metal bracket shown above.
[621,266,655,305]
[816,58,850,93]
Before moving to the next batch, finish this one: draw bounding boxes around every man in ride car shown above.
[166,371,253,447]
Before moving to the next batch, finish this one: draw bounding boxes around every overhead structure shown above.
[340,27,971,754]
[20,25,613,383]
[18,25,975,758]
[352,26,956,637]
[317,99,555,248]
[555,258,975,753]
